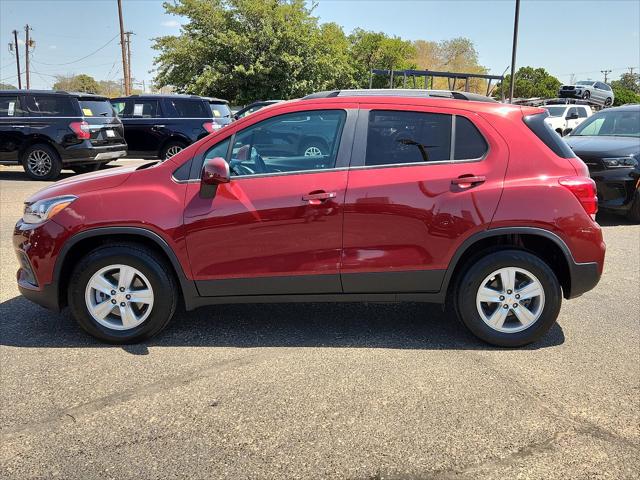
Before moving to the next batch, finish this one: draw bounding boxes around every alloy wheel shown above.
[165,145,183,159]
[27,149,53,177]
[84,264,154,331]
[304,146,322,157]
[475,267,545,333]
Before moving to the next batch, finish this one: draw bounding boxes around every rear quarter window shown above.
[454,116,488,160]
[169,99,209,118]
[27,95,77,116]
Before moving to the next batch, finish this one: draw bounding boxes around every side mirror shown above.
[200,157,230,198]
[566,113,579,120]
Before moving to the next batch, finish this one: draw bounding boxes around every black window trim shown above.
[182,108,356,182]
[349,108,489,170]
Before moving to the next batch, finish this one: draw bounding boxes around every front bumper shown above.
[559,90,582,98]
[591,167,640,213]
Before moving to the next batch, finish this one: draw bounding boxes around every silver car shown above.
[558,81,614,106]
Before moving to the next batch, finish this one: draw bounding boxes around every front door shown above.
[341,105,509,293]
[121,99,164,157]
[183,107,356,296]
[0,94,28,163]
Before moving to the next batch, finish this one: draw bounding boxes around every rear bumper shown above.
[59,143,128,164]
[566,261,601,299]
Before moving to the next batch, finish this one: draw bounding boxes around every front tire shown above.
[582,91,591,100]
[455,250,562,347]
[68,244,178,343]
[21,144,62,180]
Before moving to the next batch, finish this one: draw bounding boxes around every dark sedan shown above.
[565,104,640,222]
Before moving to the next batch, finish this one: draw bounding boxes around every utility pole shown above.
[629,67,635,75]
[117,0,129,95]
[125,31,134,93]
[24,24,33,89]
[11,30,22,89]
[508,0,521,103]
[601,70,612,83]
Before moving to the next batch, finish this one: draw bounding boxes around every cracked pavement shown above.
[1,162,639,479]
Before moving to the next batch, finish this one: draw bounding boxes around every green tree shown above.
[53,74,100,93]
[610,72,639,94]
[493,67,561,100]
[611,85,640,106]
[0,82,17,90]
[153,0,354,104]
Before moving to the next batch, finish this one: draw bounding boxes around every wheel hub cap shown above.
[85,264,154,331]
[476,267,545,333]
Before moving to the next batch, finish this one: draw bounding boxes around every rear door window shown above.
[0,96,24,117]
[365,110,452,166]
[78,99,115,118]
[168,99,209,118]
[577,107,589,118]
[27,95,77,116]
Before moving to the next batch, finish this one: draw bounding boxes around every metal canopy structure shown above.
[370,69,505,100]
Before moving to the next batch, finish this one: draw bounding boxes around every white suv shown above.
[542,104,592,136]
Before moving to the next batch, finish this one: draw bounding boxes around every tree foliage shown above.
[611,72,640,94]
[53,74,101,94]
[492,67,561,100]
[152,0,483,103]
[611,85,640,106]
[0,83,17,90]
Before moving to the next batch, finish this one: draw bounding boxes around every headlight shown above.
[602,156,638,169]
[23,195,77,225]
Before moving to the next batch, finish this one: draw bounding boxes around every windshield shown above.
[79,99,114,117]
[544,107,566,117]
[209,102,231,118]
[576,81,593,86]
[570,109,640,137]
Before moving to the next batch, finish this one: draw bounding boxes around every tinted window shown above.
[28,95,76,116]
[130,100,159,118]
[229,110,345,176]
[523,112,576,158]
[577,107,588,118]
[170,99,209,118]
[209,102,231,118]
[571,109,640,137]
[111,100,126,116]
[79,99,114,117]
[0,96,24,117]
[454,116,487,160]
[366,110,451,166]
[566,107,578,118]
[544,106,566,117]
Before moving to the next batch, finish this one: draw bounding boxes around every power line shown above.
[31,33,119,66]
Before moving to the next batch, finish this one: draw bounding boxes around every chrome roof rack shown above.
[303,89,497,103]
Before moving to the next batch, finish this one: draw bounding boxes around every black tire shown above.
[454,249,562,347]
[68,243,178,344]
[582,91,591,100]
[300,139,328,157]
[160,141,187,161]
[604,97,612,107]
[71,164,100,174]
[628,189,640,223]
[21,144,62,180]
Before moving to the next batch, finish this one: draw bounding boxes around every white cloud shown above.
[161,19,181,28]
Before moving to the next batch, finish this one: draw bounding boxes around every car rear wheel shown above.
[455,250,562,347]
[628,188,640,223]
[21,144,62,181]
[68,244,178,343]
[161,141,187,161]
[604,97,612,107]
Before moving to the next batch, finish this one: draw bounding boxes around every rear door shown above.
[0,93,28,163]
[77,97,126,148]
[120,98,163,156]
[341,104,509,293]
[163,97,212,142]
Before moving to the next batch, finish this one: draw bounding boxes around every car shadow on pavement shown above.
[0,296,565,353]
[0,170,76,182]
[596,211,636,227]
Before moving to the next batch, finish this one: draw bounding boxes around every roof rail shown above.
[302,89,497,103]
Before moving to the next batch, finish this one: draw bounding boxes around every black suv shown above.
[110,95,217,160]
[0,90,127,180]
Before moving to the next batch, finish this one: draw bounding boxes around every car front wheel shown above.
[68,244,178,343]
[455,250,562,347]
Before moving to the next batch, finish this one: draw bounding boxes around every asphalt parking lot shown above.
[0,161,638,479]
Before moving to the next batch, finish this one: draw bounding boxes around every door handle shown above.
[451,175,486,187]
[302,191,336,205]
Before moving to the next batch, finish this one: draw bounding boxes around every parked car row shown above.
[558,80,614,106]
[0,89,282,179]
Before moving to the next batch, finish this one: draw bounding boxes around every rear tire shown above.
[454,250,562,347]
[160,141,187,161]
[68,244,178,343]
[628,189,640,223]
[21,144,62,180]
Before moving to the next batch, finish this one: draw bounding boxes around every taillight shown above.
[202,121,221,133]
[559,176,598,218]
[69,121,90,140]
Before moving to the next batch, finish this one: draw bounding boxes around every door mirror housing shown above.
[566,113,579,120]
[200,157,230,198]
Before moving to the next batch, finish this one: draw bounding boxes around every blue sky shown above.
[1,0,638,91]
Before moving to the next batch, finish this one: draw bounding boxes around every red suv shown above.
[13,90,605,347]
